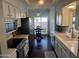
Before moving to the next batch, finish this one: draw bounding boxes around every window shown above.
[34,17,48,34]
[56,14,62,25]
[72,17,76,28]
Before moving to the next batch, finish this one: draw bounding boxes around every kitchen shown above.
[0,0,79,58]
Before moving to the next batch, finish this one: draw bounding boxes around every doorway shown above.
[34,17,48,35]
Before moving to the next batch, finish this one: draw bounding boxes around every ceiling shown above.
[23,0,76,9]
[25,0,58,9]
[65,1,76,10]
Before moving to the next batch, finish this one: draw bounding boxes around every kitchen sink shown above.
[58,33,78,41]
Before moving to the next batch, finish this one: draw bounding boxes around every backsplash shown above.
[5,33,13,40]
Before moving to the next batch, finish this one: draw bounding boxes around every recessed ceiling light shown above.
[38,0,44,5]
[68,6,75,9]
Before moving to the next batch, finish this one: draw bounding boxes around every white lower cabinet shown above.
[55,38,77,58]
[55,38,70,58]
[70,52,76,58]
[57,43,62,58]
[62,49,70,58]
[55,40,58,55]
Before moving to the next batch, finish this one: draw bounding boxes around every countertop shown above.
[13,34,29,39]
[55,32,78,57]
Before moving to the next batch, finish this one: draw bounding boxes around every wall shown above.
[27,9,50,34]
[0,0,8,55]
[76,0,79,30]
[55,0,76,13]
[62,7,73,26]
[55,0,76,29]
[27,8,56,36]
[49,7,56,36]
[27,9,50,18]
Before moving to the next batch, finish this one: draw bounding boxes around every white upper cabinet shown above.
[20,10,26,18]
[3,2,15,18]
[9,5,15,18]
[62,8,71,26]
[20,11,25,18]
[3,2,10,18]
[20,11,23,18]
[17,19,21,27]
[24,12,26,18]
[15,8,20,18]
[3,1,26,19]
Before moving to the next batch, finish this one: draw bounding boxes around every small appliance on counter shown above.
[56,25,68,33]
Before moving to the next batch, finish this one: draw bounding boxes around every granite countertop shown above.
[55,32,78,57]
[13,34,28,39]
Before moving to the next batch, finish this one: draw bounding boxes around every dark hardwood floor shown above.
[28,36,56,58]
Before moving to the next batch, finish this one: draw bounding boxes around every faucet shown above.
[71,26,74,38]
[74,30,79,40]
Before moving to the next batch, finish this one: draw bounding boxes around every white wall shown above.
[76,0,79,30]
[49,7,56,36]
[27,9,50,17]
[27,8,56,36]
[27,9,50,34]
[0,0,8,55]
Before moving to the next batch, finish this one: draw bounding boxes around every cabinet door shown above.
[24,12,26,18]
[62,8,72,26]
[20,11,24,18]
[55,39,58,54]
[20,11,22,18]
[55,38,62,58]
[9,5,15,18]
[18,10,21,18]
[23,12,25,18]
[3,2,10,17]
[17,19,21,27]
[62,49,70,58]
[57,43,62,58]
[18,9,20,18]
[15,8,19,18]
[70,52,76,58]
